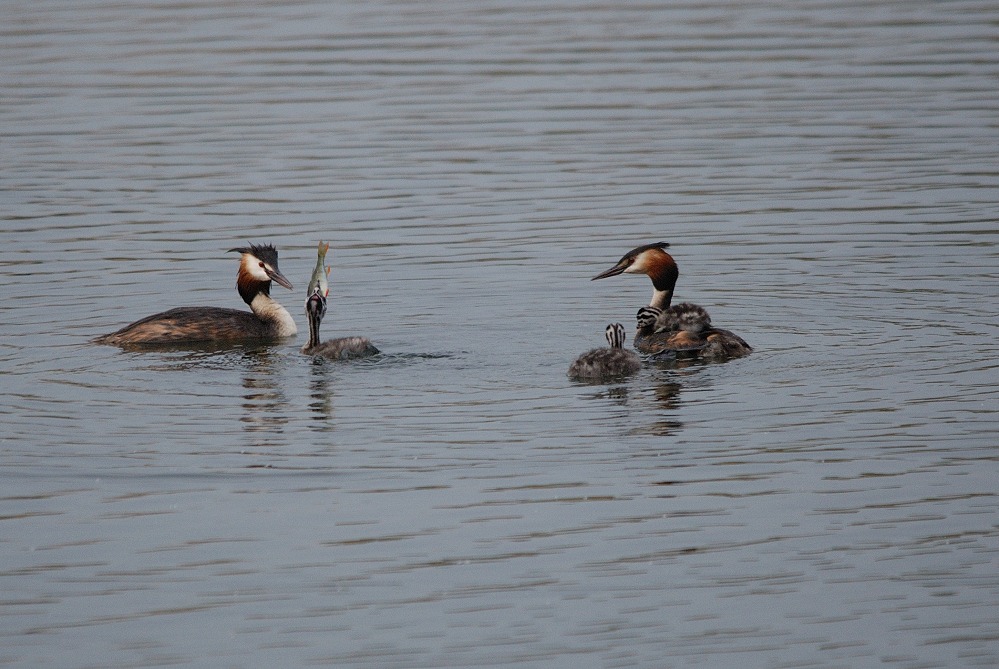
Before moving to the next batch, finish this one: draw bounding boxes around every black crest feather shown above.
[229,243,280,268]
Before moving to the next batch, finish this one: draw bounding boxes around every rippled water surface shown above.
[3,1,998,667]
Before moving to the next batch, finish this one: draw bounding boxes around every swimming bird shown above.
[568,323,641,381]
[94,243,296,346]
[592,242,751,358]
[636,303,751,359]
[301,289,379,360]
[300,241,379,360]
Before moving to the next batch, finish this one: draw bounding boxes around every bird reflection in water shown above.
[575,371,688,437]
[306,357,336,427]
[238,348,290,448]
[642,380,686,437]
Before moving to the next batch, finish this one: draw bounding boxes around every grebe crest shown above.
[230,243,291,303]
[94,242,296,346]
[568,322,641,382]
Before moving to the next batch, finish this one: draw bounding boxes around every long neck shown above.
[305,309,322,349]
[249,292,297,336]
[648,258,678,310]
[650,286,673,311]
[236,266,296,336]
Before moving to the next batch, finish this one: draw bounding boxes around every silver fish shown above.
[307,241,331,297]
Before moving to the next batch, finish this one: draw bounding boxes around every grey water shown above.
[2,1,998,667]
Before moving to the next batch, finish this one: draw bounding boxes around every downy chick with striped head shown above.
[301,241,379,360]
[95,243,297,346]
[568,323,641,382]
[636,303,751,359]
[592,242,751,359]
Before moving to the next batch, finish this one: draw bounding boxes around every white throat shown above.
[650,288,671,310]
[250,292,297,337]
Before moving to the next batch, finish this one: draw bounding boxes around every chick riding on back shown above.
[592,242,751,359]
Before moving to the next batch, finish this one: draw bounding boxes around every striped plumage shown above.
[301,289,379,360]
[592,242,751,360]
[635,303,751,358]
[568,323,641,381]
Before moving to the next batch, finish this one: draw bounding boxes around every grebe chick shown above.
[592,241,751,358]
[636,303,751,359]
[301,289,379,360]
[568,323,641,382]
[95,243,296,346]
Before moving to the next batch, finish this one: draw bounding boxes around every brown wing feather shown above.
[703,328,753,358]
[305,336,380,360]
[95,307,275,346]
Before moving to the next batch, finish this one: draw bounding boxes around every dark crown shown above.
[229,243,280,268]
[622,241,670,259]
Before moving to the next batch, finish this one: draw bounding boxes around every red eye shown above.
[258,262,265,268]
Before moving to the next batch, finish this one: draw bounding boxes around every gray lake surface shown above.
[2,1,998,667]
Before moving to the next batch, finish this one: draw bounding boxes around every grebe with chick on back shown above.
[568,323,641,382]
[636,302,751,359]
[592,242,751,359]
[94,243,297,347]
[300,241,379,361]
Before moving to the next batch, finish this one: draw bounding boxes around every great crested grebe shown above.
[568,323,641,381]
[300,241,379,360]
[636,303,751,359]
[592,242,751,358]
[94,243,297,346]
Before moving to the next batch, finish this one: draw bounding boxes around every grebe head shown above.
[229,243,294,307]
[636,306,663,334]
[591,242,679,310]
[229,243,294,289]
[305,288,328,323]
[591,242,675,281]
[303,287,328,351]
[605,322,627,349]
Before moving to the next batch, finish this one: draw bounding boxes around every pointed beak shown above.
[591,260,629,281]
[267,268,294,290]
